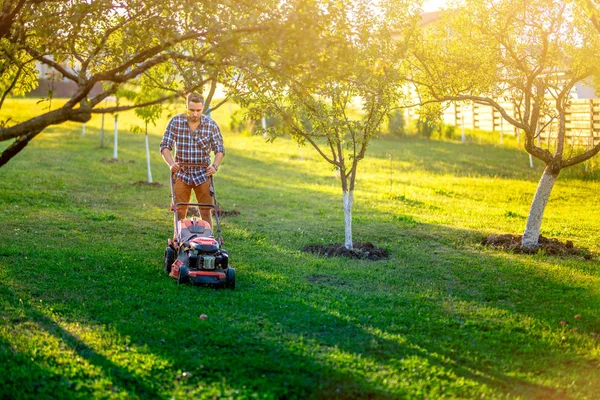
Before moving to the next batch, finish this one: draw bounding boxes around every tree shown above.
[410,0,600,248]
[235,0,420,249]
[130,96,163,184]
[0,0,315,167]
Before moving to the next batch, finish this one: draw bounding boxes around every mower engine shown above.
[188,237,229,270]
[164,217,235,289]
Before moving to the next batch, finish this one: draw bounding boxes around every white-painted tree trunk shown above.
[529,154,533,169]
[113,114,118,159]
[261,116,267,139]
[100,113,105,148]
[343,190,354,249]
[522,167,558,248]
[145,132,153,183]
[81,123,86,137]
[461,104,466,143]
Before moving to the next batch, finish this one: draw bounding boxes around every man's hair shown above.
[187,92,204,105]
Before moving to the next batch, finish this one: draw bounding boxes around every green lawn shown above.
[1,99,599,399]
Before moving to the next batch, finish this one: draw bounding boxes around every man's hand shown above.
[206,165,217,176]
[170,163,181,174]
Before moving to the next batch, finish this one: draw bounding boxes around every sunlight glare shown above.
[422,0,448,12]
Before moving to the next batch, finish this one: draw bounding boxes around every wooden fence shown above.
[439,99,600,147]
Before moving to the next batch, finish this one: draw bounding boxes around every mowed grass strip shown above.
[0,99,599,399]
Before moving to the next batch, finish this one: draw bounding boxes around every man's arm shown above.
[207,120,225,176]
[161,148,181,173]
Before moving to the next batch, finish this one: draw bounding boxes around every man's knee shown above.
[200,208,212,224]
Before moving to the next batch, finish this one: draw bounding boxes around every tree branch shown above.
[0,62,24,109]
[562,141,600,168]
[90,93,184,114]
[0,107,91,142]
[0,127,43,167]
[31,51,79,82]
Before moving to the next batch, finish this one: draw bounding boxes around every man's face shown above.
[187,101,204,122]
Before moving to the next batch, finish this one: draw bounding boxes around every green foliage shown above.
[235,0,419,175]
[417,117,436,139]
[230,0,421,248]
[438,122,456,139]
[228,110,254,135]
[387,109,406,137]
[0,0,329,166]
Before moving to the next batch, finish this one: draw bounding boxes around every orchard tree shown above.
[0,0,319,167]
[410,0,600,248]
[235,0,420,249]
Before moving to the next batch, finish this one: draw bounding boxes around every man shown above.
[160,93,225,227]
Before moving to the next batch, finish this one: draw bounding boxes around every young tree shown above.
[235,1,420,249]
[410,0,600,248]
[0,0,312,167]
[131,100,163,184]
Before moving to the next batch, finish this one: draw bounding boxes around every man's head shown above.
[186,92,204,122]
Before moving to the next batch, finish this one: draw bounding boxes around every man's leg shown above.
[193,180,213,227]
[173,179,193,221]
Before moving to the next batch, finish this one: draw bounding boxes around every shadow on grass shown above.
[0,288,163,399]
[1,134,599,398]
[2,205,598,398]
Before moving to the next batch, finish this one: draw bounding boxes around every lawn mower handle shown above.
[169,163,223,244]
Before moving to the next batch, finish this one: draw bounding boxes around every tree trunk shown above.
[522,166,559,249]
[100,113,105,148]
[145,128,153,183]
[113,114,118,159]
[0,128,43,167]
[343,190,354,249]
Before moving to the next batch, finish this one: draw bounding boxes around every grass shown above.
[1,98,600,399]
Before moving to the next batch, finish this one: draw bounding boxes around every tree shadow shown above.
[0,282,163,399]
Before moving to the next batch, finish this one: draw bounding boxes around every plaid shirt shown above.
[160,113,225,186]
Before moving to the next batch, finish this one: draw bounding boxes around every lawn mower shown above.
[163,165,235,289]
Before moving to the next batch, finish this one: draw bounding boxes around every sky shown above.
[422,0,449,12]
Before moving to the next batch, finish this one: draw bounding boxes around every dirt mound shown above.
[219,209,241,217]
[185,207,201,217]
[185,207,241,218]
[100,157,135,164]
[482,234,592,258]
[132,181,162,187]
[302,242,389,260]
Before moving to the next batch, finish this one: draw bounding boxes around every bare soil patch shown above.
[219,209,241,217]
[482,234,593,259]
[302,242,389,260]
[185,207,241,218]
[132,181,162,187]
[100,157,135,164]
